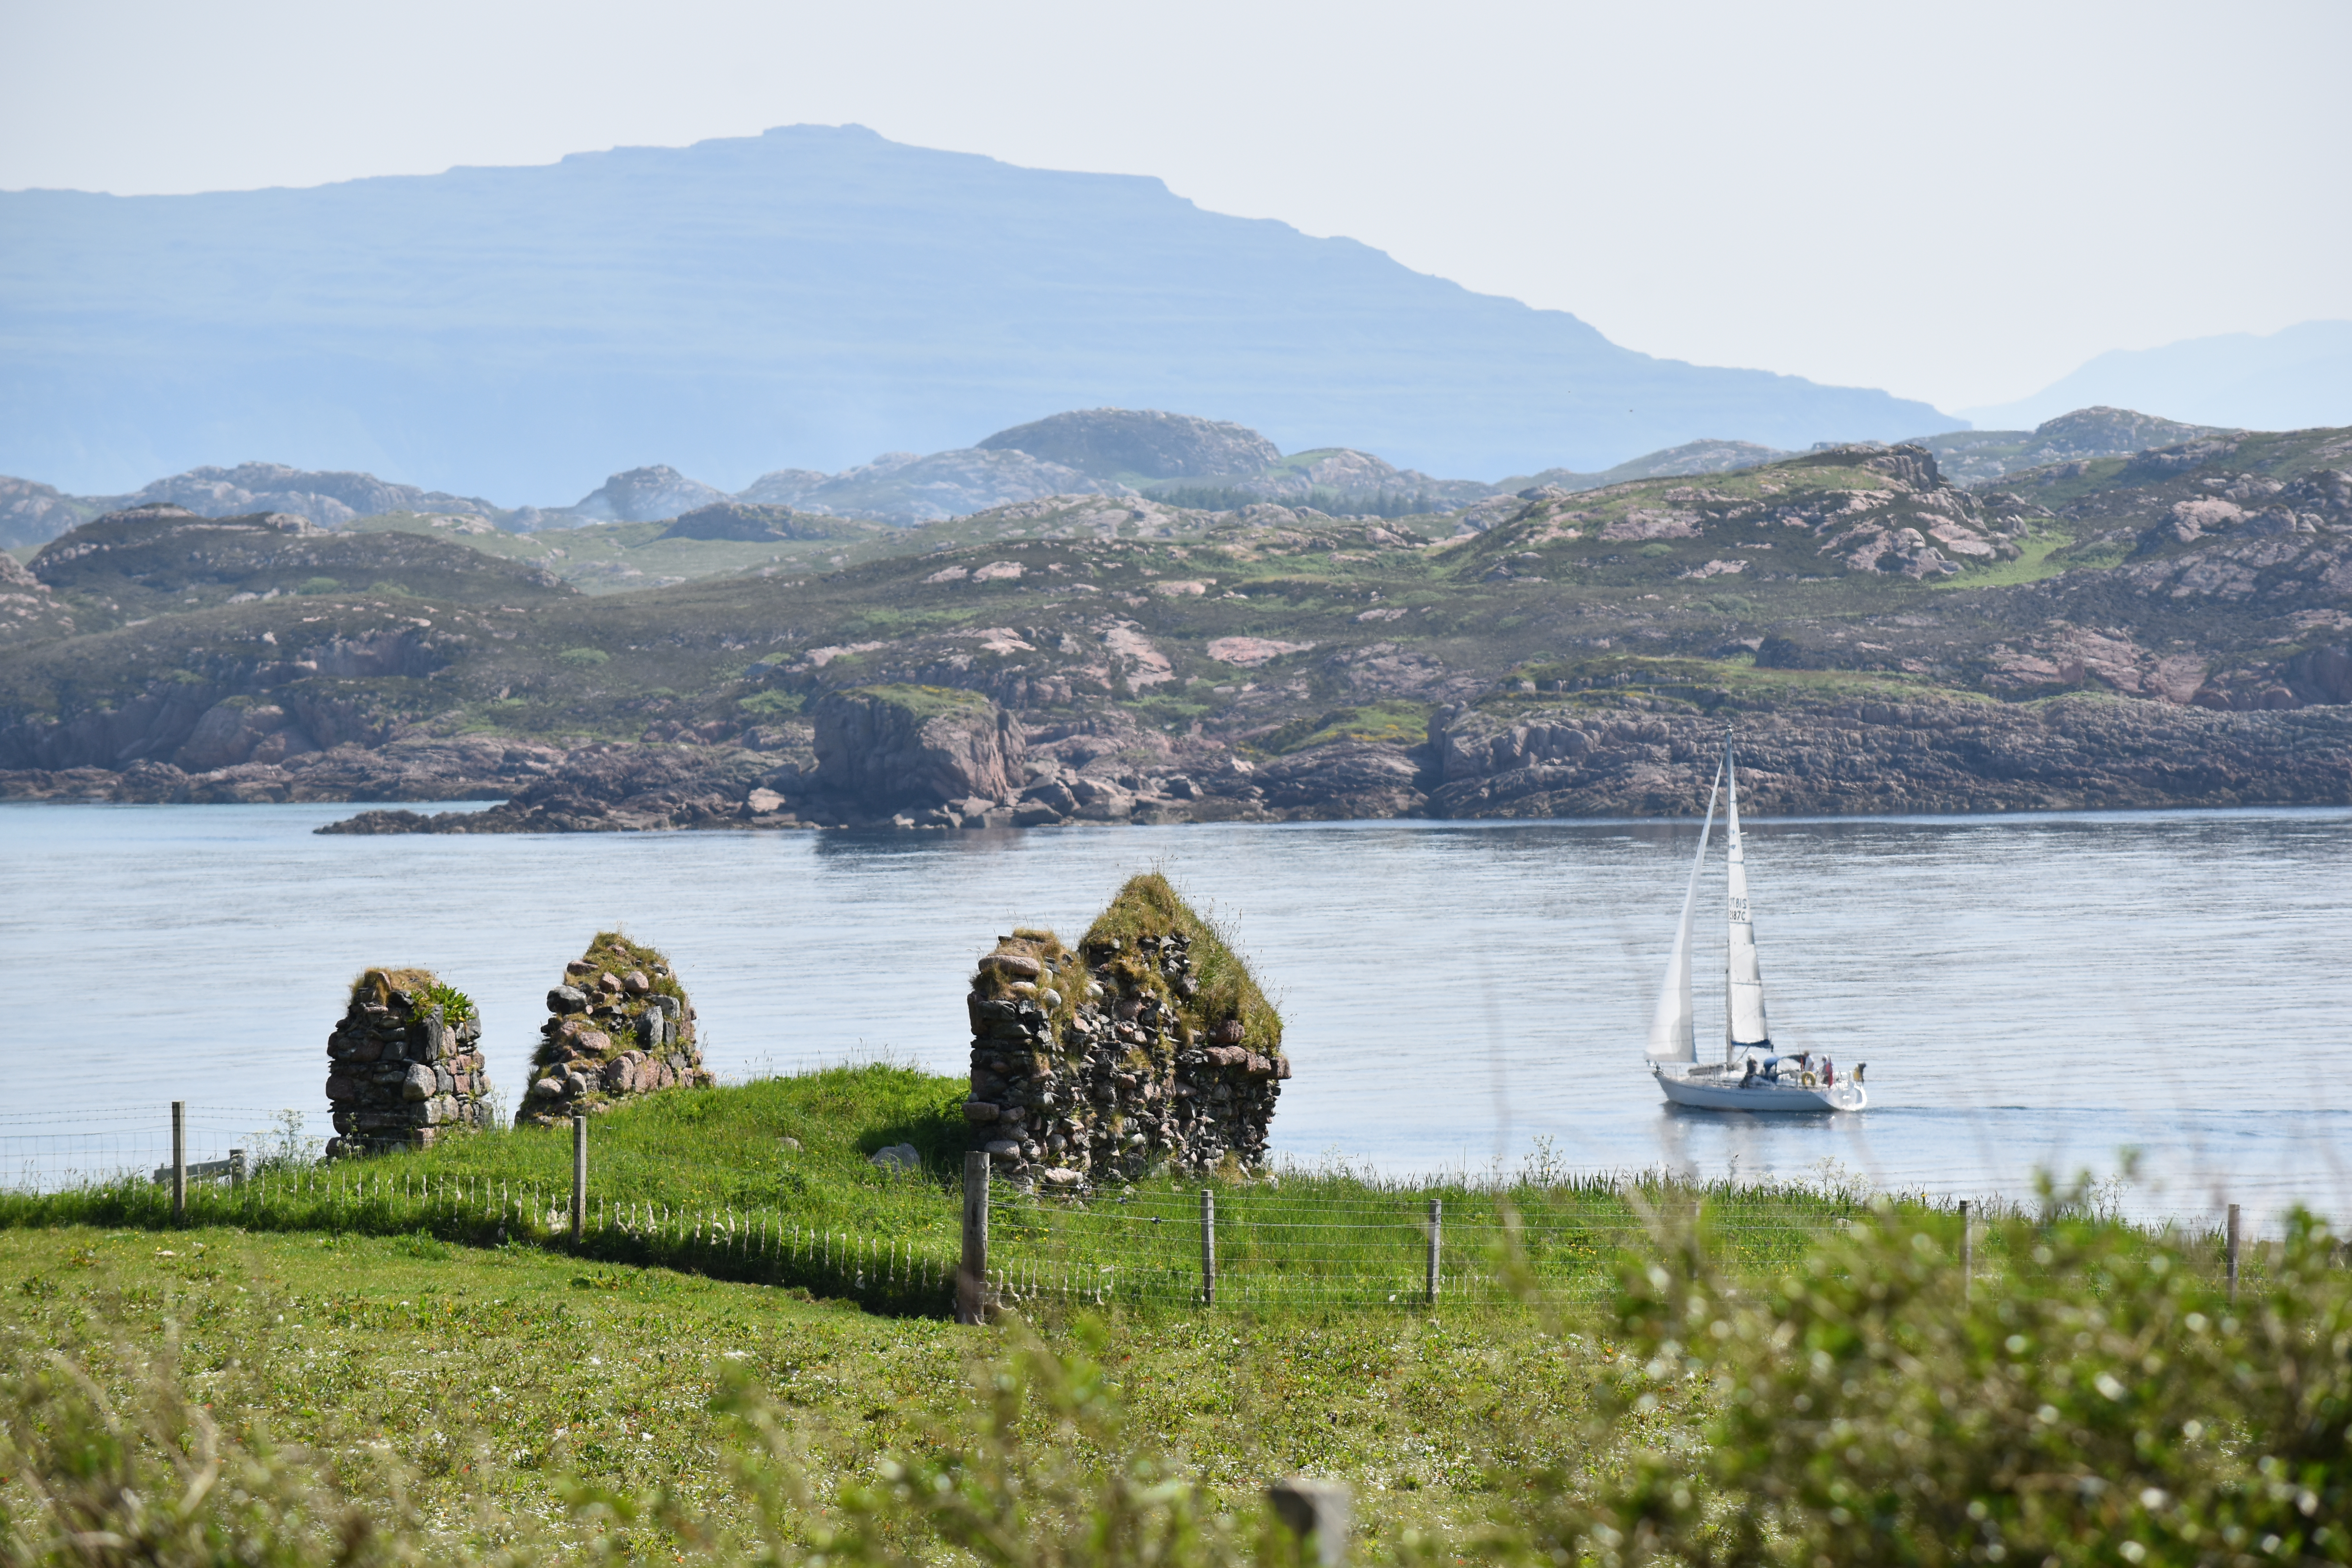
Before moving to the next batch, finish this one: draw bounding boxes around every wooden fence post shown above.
[1201,1189,1217,1307]
[571,1114,588,1243]
[171,1102,186,1224]
[1960,1200,1972,1304]
[2227,1202,2241,1302]
[957,1152,991,1325]
[1426,1198,1442,1304]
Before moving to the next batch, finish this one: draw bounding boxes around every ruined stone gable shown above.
[964,873,1289,1190]
[517,932,711,1127]
[324,969,494,1157]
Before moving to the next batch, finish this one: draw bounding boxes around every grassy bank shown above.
[0,1068,2149,1316]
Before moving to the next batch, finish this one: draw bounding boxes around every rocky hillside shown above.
[977,408,1279,481]
[5,424,2345,826]
[1908,407,2231,485]
[29,504,572,634]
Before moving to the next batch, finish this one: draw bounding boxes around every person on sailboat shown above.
[1740,1058,1758,1087]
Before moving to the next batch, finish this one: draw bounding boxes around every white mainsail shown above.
[1643,757,1725,1063]
[1724,745,1771,1058]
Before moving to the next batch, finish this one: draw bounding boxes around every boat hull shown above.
[1653,1066,1865,1113]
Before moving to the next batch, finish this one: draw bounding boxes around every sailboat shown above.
[1645,738,1867,1112]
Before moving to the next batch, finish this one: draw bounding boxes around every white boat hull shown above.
[1653,1063,1866,1113]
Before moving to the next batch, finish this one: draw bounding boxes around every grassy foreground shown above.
[3,1070,2348,1565]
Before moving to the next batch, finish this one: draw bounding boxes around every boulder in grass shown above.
[514,931,713,1128]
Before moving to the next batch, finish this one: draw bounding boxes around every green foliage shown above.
[718,1319,1253,1567]
[1525,1198,2352,1568]
[295,576,341,595]
[421,980,476,1025]
[847,681,995,720]
[558,646,610,666]
[1637,543,1675,559]
[0,1340,419,1566]
[738,688,804,717]
[1248,702,1432,757]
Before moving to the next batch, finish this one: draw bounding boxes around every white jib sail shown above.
[1725,746,1771,1057]
[1644,756,1725,1063]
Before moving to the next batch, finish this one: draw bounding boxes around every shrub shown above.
[1527,1200,2352,1567]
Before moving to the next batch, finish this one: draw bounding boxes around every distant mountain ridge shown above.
[1962,320,2352,432]
[0,123,1955,498]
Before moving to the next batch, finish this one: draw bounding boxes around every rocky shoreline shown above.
[7,684,2349,830]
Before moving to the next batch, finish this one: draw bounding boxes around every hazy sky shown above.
[5,0,2347,414]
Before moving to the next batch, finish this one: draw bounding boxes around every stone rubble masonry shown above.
[324,969,494,1158]
[963,879,1289,1192]
[515,932,713,1128]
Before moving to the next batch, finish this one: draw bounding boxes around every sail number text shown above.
[1729,898,1751,923]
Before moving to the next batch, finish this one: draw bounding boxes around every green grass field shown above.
[3,1069,2341,1566]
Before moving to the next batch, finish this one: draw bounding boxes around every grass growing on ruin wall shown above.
[1082,872,1284,1057]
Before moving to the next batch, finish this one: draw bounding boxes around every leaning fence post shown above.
[571,1114,588,1243]
[957,1151,991,1325]
[1960,1200,1973,1304]
[2226,1202,2241,1302]
[171,1102,186,1224]
[1201,1189,1217,1307]
[1426,1198,1442,1304]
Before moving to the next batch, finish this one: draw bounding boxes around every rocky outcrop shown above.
[25,504,568,638]
[316,742,781,832]
[1424,693,2352,817]
[122,463,501,528]
[515,933,710,1128]
[748,448,1128,524]
[324,969,495,1158]
[0,464,504,539]
[4,734,578,805]
[0,476,95,551]
[656,502,879,542]
[563,465,730,523]
[0,550,75,642]
[964,874,1287,1192]
[813,684,1024,808]
[977,408,1282,480]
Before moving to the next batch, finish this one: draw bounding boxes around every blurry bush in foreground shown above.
[1524,1202,2351,1567]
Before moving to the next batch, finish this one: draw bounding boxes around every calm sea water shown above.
[5,802,2347,1228]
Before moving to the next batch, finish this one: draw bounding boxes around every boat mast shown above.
[1724,735,1771,1062]
[1644,753,1725,1063]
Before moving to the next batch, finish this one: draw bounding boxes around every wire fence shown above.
[0,1107,2306,1318]
[0,1106,309,1194]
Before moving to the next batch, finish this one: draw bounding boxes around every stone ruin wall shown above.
[516,934,712,1128]
[963,905,1289,1191]
[324,969,495,1158]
